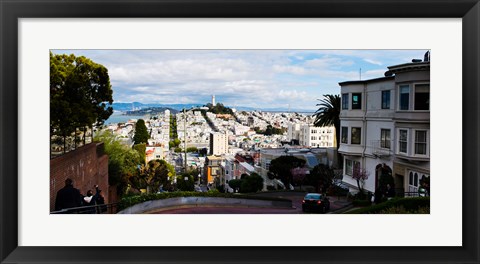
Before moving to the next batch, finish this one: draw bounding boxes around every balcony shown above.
[368,140,393,158]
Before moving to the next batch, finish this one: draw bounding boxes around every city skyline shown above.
[51,49,427,111]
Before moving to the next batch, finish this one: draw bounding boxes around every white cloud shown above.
[52,49,427,110]
[273,65,307,75]
[363,58,383,65]
[277,89,309,100]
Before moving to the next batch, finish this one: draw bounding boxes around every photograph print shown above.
[50,49,430,215]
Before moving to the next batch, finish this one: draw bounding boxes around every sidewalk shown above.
[327,195,353,214]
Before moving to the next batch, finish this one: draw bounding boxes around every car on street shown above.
[302,193,330,213]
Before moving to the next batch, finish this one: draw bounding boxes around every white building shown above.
[339,59,430,195]
[209,131,229,155]
[288,122,336,148]
[233,125,251,136]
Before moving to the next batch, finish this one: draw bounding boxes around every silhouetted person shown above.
[386,184,396,200]
[83,185,100,213]
[96,189,107,213]
[54,178,82,213]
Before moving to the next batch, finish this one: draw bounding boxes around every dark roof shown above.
[339,61,430,86]
[387,61,430,73]
[339,76,394,86]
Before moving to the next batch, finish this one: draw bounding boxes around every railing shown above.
[401,191,429,198]
[369,140,393,157]
[50,203,118,214]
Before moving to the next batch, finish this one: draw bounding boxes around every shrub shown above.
[176,174,194,191]
[216,185,225,193]
[239,173,264,193]
[266,185,276,191]
[380,205,430,214]
[186,147,198,153]
[347,197,430,214]
[352,200,371,207]
[228,179,242,192]
[117,191,291,211]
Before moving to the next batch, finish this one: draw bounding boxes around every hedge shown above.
[118,191,292,211]
[352,200,372,207]
[346,197,430,214]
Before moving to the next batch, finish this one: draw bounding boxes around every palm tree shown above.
[313,94,341,167]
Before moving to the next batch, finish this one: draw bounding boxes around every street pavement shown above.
[151,192,352,214]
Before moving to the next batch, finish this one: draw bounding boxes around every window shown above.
[398,129,408,153]
[414,84,430,110]
[341,127,348,144]
[380,129,391,149]
[265,160,271,171]
[415,130,427,155]
[345,159,360,176]
[408,170,429,196]
[351,127,361,144]
[381,90,390,109]
[352,93,362,109]
[342,94,349,109]
[399,85,410,110]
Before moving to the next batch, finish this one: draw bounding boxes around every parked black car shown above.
[302,193,330,213]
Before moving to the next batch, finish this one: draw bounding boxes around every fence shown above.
[50,203,118,214]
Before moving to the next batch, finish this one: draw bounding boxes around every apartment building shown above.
[339,58,430,195]
[204,155,223,184]
[288,122,336,148]
[209,131,229,155]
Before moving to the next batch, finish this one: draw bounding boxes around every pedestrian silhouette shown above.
[54,178,83,213]
[83,185,100,213]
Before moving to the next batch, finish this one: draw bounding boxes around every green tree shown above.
[264,125,273,136]
[268,156,306,187]
[173,138,181,147]
[227,179,242,192]
[94,131,143,195]
[313,94,341,166]
[186,147,198,153]
[205,103,234,115]
[133,119,149,144]
[307,164,335,193]
[132,143,146,164]
[199,148,208,157]
[134,159,175,193]
[176,173,195,191]
[240,173,264,193]
[50,52,113,151]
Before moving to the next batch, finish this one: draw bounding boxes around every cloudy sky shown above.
[52,49,427,111]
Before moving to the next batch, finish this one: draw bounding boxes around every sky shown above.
[52,50,427,111]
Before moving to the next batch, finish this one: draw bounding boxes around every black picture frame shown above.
[1,0,479,263]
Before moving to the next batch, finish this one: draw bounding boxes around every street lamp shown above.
[183,108,187,172]
[224,173,227,193]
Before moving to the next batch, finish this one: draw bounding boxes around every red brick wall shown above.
[50,143,109,212]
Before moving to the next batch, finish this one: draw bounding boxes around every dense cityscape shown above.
[102,98,336,192]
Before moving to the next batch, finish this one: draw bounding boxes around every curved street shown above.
[151,192,351,214]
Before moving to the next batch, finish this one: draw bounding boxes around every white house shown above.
[339,58,430,195]
[288,122,336,148]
